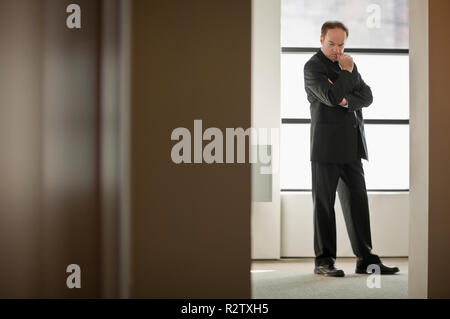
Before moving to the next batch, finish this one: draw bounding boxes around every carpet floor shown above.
[251,257,408,299]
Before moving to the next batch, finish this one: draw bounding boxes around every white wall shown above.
[251,0,281,259]
[408,0,428,299]
[281,193,409,257]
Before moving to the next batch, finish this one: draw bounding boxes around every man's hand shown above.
[337,53,354,73]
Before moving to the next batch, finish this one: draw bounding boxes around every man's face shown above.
[320,28,347,62]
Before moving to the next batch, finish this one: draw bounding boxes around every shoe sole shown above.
[314,269,345,277]
[355,269,400,275]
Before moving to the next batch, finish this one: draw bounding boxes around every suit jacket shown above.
[304,49,373,163]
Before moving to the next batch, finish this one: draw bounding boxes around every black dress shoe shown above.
[314,264,345,277]
[355,263,400,275]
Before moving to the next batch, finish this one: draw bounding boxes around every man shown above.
[303,21,399,277]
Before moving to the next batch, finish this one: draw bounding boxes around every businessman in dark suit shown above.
[304,21,399,277]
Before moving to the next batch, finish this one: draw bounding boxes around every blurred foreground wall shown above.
[0,0,102,298]
[128,0,251,298]
[0,0,251,298]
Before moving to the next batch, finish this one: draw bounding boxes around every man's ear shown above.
[320,36,324,45]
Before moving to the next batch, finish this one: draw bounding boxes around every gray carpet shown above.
[251,257,408,299]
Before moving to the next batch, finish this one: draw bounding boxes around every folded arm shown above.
[325,67,373,112]
[304,60,357,107]
[345,75,373,112]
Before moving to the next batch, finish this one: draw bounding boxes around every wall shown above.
[0,0,252,299]
[428,0,450,299]
[408,0,429,299]
[0,0,102,298]
[40,0,102,299]
[128,0,252,298]
[251,0,282,259]
[0,0,43,298]
[100,0,123,298]
[282,193,409,257]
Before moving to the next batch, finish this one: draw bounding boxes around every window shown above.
[282,0,408,49]
[280,0,409,191]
